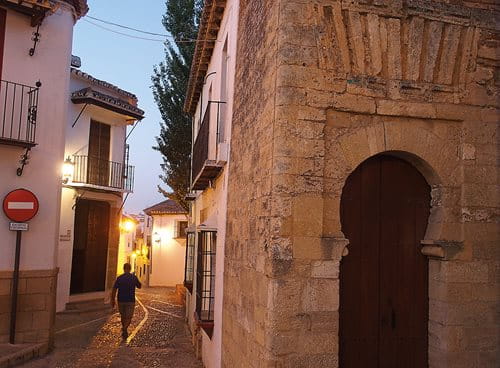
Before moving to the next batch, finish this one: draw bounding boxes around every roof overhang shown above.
[184,0,227,115]
[71,87,145,121]
[0,0,52,26]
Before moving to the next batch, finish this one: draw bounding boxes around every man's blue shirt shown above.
[113,273,141,303]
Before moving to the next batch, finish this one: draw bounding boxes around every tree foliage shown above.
[152,0,202,210]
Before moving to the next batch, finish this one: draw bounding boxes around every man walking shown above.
[111,263,142,339]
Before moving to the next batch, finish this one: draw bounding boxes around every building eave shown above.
[184,0,227,115]
[71,87,145,121]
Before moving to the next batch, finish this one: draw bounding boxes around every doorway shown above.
[70,199,110,294]
[339,154,431,367]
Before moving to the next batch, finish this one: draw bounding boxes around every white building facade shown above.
[144,200,188,288]
[56,67,144,311]
[183,1,239,366]
[0,0,87,345]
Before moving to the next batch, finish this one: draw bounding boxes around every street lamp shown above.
[62,156,74,184]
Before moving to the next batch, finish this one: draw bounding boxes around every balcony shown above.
[0,80,40,148]
[191,101,225,191]
[70,155,134,193]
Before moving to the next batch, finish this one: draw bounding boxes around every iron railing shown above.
[191,101,225,182]
[0,80,40,147]
[196,230,216,337]
[72,155,134,192]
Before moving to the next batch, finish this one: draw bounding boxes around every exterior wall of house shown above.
[149,213,188,287]
[186,1,239,367]
[55,74,134,312]
[0,3,75,344]
[223,0,499,367]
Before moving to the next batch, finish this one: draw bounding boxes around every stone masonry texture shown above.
[223,0,499,367]
[0,269,58,346]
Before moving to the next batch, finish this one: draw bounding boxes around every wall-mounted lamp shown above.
[62,156,74,184]
[121,220,135,233]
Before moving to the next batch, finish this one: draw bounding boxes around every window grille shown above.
[196,230,216,337]
[184,232,196,293]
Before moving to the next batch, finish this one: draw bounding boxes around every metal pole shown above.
[9,230,22,344]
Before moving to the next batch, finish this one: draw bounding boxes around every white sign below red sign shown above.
[9,223,28,231]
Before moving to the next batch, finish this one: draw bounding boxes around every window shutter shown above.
[0,8,6,80]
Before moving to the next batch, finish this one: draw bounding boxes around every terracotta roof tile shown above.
[71,68,138,101]
[143,200,187,215]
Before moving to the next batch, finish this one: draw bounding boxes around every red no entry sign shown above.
[2,189,39,222]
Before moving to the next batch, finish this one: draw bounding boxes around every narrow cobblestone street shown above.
[20,288,201,368]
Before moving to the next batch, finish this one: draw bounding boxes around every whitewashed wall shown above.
[55,75,132,311]
[188,1,239,367]
[149,213,188,287]
[0,5,74,273]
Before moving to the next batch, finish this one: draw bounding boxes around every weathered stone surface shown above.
[223,0,500,366]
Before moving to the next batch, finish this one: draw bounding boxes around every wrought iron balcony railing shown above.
[71,155,134,193]
[191,101,225,191]
[0,80,40,148]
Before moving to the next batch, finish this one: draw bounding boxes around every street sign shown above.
[9,223,28,231]
[2,189,39,222]
[2,189,38,344]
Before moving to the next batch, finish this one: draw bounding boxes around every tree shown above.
[152,0,202,210]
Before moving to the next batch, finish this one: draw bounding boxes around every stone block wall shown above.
[222,0,280,366]
[224,0,499,367]
[0,269,58,345]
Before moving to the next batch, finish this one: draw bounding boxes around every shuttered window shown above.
[0,8,5,80]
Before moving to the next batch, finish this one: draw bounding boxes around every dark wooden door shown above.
[88,120,110,186]
[339,155,430,368]
[0,8,6,81]
[70,199,110,294]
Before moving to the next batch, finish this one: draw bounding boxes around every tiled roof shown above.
[143,200,187,215]
[61,0,88,18]
[71,87,145,120]
[71,68,138,101]
[184,0,227,115]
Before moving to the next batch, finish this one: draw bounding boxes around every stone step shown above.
[61,298,110,314]
[0,342,48,368]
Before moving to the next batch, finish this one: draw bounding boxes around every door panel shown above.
[88,120,110,186]
[70,199,110,294]
[340,155,430,368]
[0,8,6,81]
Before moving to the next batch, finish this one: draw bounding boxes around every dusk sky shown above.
[72,0,171,214]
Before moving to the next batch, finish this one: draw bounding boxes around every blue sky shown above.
[72,0,171,213]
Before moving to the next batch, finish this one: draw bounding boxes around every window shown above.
[196,230,216,337]
[88,120,110,186]
[184,232,196,293]
[175,220,188,239]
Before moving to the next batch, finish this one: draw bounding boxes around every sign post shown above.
[2,189,39,344]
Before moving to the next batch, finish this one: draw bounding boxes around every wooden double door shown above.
[70,199,110,294]
[340,155,431,368]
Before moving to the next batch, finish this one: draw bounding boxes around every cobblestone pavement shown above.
[20,288,202,368]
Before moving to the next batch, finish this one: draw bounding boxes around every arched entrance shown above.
[339,154,431,367]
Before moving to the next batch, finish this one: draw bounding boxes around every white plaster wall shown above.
[187,2,239,367]
[55,74,133,311]
[149,214,188,287]
[0,6,74,272]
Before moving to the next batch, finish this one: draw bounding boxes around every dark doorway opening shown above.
[339,154,431,368]
[70,199,110,294]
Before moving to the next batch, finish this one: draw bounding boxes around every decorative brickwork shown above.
[224,0,499,366]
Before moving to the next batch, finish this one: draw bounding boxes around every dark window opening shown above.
[176,220,188,238]
[195,230,216,337]
[184,232,196,293]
